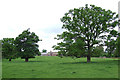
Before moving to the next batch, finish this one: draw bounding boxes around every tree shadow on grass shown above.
[9,60,46,63]
[60,62,97,64]
[60,59,120,65]
[28,61,46,62]
[2,78,117,80]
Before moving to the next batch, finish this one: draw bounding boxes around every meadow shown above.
[2,56,119,78]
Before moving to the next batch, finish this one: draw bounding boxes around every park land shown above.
[2,56,119,78]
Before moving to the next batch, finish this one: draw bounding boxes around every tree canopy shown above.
[114,34,120,57]
[92,45,104,57]
[53,4,118,62]
[2,38,16,61]
[14,28,41,62]
[42,49,47,53]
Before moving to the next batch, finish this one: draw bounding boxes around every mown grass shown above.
[2,56,119,78]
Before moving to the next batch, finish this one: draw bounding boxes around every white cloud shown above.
[0,0,119,52]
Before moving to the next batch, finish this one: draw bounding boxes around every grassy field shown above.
[2,56,119,78]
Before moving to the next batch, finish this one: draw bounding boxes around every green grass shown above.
[2,56,119,78]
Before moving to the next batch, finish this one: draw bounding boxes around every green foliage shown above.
[105,31,120,57]
[0,40,2,54]
[53,4,118,62]
[2,38,16,61]
[100,52,108,57]
[114,36,120,57]
[14,28,41,61]
[53,38,86,58]
[42,49,47,53]
[105,39,117,57]
[92,46,104,57]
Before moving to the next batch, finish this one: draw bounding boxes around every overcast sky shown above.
[0,0,119,52]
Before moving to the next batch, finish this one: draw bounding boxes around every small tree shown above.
[2,38,16,61]
[114,34,120,57]
[105,28,118,57]
[42,49,47,53]
[92,45,104,57]
[14,28,41,62]
[105,39,117,57]
[53,38,86,58]
[53,4,118,62]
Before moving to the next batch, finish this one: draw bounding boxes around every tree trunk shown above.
[87,55,91,63]
[9,59,11,61]
[25,58,28,62]
[87,45,91,63]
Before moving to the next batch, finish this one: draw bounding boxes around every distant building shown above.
[41,52,48,56]
[40,52,58,56]
[47,52,58,56]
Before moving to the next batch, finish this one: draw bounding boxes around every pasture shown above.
[2,56,119,78]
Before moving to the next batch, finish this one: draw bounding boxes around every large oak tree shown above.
[53,4,118,62]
